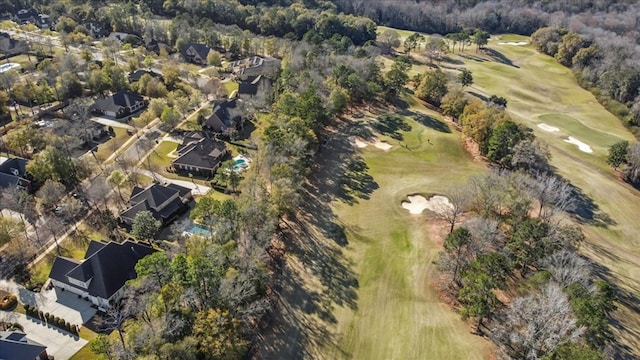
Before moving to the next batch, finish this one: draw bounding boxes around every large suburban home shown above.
[227,56,281,80]
[204,98,245,136]
[107,32,143,46]
[0,156,31,191]
[237,75,272,108]
[182,43,211,65]
[12,9,51,29]
[0,32,28,55]
[119,183,193,229]
[0,331,48,360]
[91,91,147,119]
[128,69,163,83]
[48,240,155,311]
[145,38,172,55]
[172,131,228,178]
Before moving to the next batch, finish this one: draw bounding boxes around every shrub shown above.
[23,304,30,312]
[38,311,44,320]
[65,322,72,331]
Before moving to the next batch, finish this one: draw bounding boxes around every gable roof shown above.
[0,331,46,360]
[238,75,265,96]
[92,91,145,113]
[0,32,27,54]
[128,69,162,83]
[119,183,191,226]
[205,99,244,132]
[0,157,30,189]
[186,43,211,59]
[48,240,155,300]
[172,136,227,171]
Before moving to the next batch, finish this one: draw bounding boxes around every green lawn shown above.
[94,127,131,162]
[223,80,239,96]
[30,229,95,285]
[148,140,178,169]
[427,35,640,356]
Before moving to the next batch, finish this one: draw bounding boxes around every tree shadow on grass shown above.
[482,48,519,68]
[374,114,411,140]
[397,109,451,133]
[568,185,616,228]
[338,157,379,205]
[469,91,489,102]
[589,257,640,360]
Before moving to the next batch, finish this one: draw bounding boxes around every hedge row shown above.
[23,304,78,335]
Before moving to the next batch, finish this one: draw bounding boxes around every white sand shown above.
[564,136,593,153]
[537,123,560,132]
[372,139,392,151]
[498,41,528,46]
[350,136,392,150]
[402,195,454,215]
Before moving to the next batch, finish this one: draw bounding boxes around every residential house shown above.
[84,22,108,39]
[128,69,162,83]
[0,32,28,55]
[237,75,272,108]
[145,38,172,55]
[80,122,108,146]
[182,43,211,65]
[227,56,281,80]
[0,156,31,190]
[107,32,143,46]
[204,98,245,136]
[172,131,228,178]
[119,183,192,229]
[48,240,155,310]
[12,9,51,29]
[91,91,147,119]
[0,331,48,360]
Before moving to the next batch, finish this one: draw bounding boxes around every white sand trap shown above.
[564,136,593,153]
[537,123,560,132]
[498,41,528,46]
[350,137,392,150]
[402,195,454,215]
[372,139,392,151]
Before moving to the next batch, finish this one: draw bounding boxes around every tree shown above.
[403,32,424,54]
[384,55,411,98]
[442,186,470,233]
[425,35,448,64]
[542,343,603,360]
[606,140,629,169]
[328,87,350,115]
[458,68,473,87]
[458,270,498,331]
[135,252,172,290]
[494,283,583,359]
[131,210,161,244]
[524,173,575,221]
[160,106,180,130]
[206,50,222,66]
[106,170,126,203]
[90,334,114,360]
[416,69,448,106]
[440,227,473,286]
[441,88,469,119]
[161,63,180,89]
[36,180,66,211]
[377,29,400,54]
[472,29,490,52]
[511,139,552,174]
[41,216,65,254]
[193,308,249,360]
[486,121,531,167]
[27,146,78,186]
[489,94,508,108]
[566,281,615,348]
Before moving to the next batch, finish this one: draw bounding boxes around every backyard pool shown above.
[182,225,212,238]
[232,155,250,172]
[0,63,20,73]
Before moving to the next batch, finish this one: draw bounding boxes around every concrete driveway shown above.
[0,311,88,359]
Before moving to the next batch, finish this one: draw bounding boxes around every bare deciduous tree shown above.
[441,186,471,233]
[543,250,592,288]
[493,282,584,359]
[524,173,575,221]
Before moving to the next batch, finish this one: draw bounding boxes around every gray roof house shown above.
[172,131,227,178]
[0,32,28,55]
[13,9,51,29]
[204,98,245,136]
[0,157,31,190]
[48,240,155,310]
[91,91,147,119]
[182,43,211,65]
[119,183,192,228]
[0,331,48,360]
[228,56,280,80]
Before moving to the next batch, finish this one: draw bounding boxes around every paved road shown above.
[135,169,211,196]
[91,116,134,130]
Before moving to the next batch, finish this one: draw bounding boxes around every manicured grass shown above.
[70,330,118,360]
[29,229,95,285]
[223,80,239,96]
[148,141,178,169]
[425,35,640,355]
[94,127,130,162]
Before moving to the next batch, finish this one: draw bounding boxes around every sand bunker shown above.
[537,123,560,132]
[564,136,593,153]
[402,195,454,215]
[498,41,528,46]
[350,136,392,151]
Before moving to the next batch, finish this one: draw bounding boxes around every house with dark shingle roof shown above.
[237,75,272,108]
[12,9,51,29]
[171,131,228,178]
[118,183,192,229]
[204,98,245,136]
[127,69,163,83]
[48,240,155,310]
[227,56,280,80]
[182,43,211,65]
[0,32,28,55]
[0,331,48,360]
[0,157,31,190]
[91,91,147,119]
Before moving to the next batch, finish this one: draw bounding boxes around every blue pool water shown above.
[0,63,19,73]
[189,226,211,236]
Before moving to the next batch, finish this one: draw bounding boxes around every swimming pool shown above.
[232,155,250,172]
[0,63,20,73]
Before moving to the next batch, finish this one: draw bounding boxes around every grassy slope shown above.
[317,101,491,359]
[435,34,640,356]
